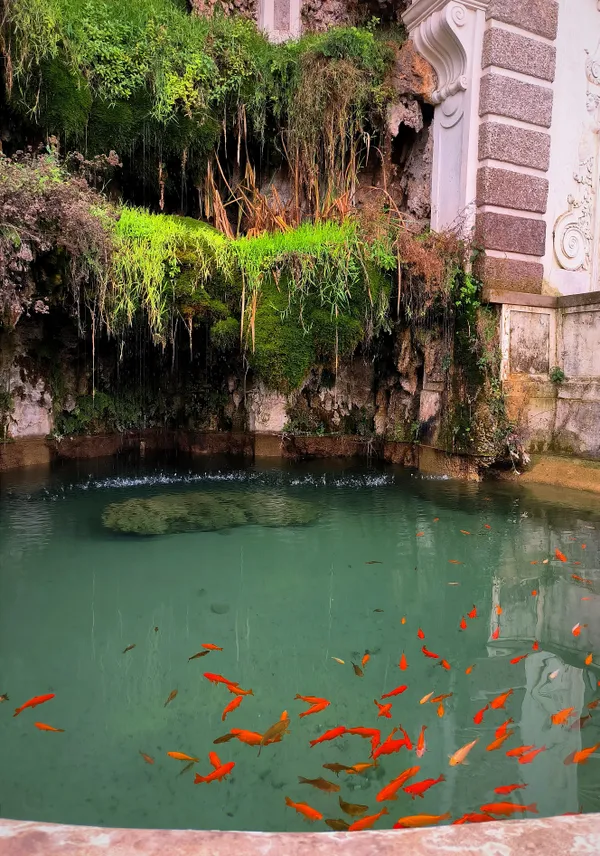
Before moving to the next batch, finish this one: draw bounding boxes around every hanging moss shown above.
[211,317,240,351]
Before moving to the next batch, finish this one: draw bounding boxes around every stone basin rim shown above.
[0,815,598,855]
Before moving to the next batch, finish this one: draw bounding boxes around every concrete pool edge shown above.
[0,816,598,855]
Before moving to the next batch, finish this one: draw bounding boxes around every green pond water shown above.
[1,457,600,832]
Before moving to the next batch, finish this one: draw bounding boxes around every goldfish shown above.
[437,703,445,718]
[323,763,356,776]
[310,726,346,748]
[374,699,392,718]
[372,736,406,761]
[381,685,407,699]
[531,590,538,596]
[339,796,369,817]
[230,729,263,746]
[459,617,467,631]
[416,532,424,537]
[492,626,500,640]
[519,746,546,764]
[296,694,328,705]
[487,731,514,752]
[352,663,364,678]
[532,640,540,651]
[203,673,239,688]
[484,524,491,530]
[399,652,408,670]
[551,707,576,726]
[362,652,370,668]
[13,693,55,717]
[227,685,254,697]
[421,645,439,659]
[449,738,478,766]
[298,776,340,793]
[348,808,388,831]
[420,692,434,704]
[300,702,329,718]
[0,693,8,703]
[496,605,503,616]
[164,690,178,707]
[347,726,380,740]
[202,643,223,651]
[465,665,476,675]
[214,732,237,744]
[460,530,471,535]
[555,549,568,562]
[34,722,64,733]
[393,813,451,829]
[222,696,243,721]
[490,689,514,710]
[433,517,439,522]
[123,644,136,653]
[449,560,462,564]
[530,561,538,566]
[506,745,534,758]
[259,715,291,753]
[564,743,600,765]
[331,657,345,665]
[194,762,235,784]
[365,561,382,565]
[481,802,537,817]
[209,751,222,769]
[325,819,350,831]
[167,752,199,762]
[453,813,496,824]
[473,704,489,725]
[549,670,560,680]
[582,544,587,549]
[376,767,420,802]
[139,751,155,764]
[403,774,445,799]
[417,628,425,639]
[431,693,453,703]
[179,762,195,777]
[347,762,376,775]
[416,725,427,758]
[189,651,210,660]
[573,623,583,637]
[495,718,514,739]
[510,654,528,665]
[570,714,592,731]
[439,659,451,671]
[494,784,528,795]
[468,605,477,619]
[543,559,549,564]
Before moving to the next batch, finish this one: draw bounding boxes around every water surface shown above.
[1,458,599,831]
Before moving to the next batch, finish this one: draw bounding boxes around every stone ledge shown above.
[482,27,556,81]
[1,816,599,856]
[483,288,557,307]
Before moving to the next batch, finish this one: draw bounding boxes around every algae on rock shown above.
[102,490,318,535]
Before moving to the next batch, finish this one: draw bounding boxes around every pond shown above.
[1,457,599,832]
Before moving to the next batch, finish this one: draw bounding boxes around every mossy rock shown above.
[102,490,318,535]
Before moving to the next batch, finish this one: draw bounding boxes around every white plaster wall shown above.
[544,0,600,295]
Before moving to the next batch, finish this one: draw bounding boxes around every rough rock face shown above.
[8,370,53,438]
[301,0,411,30]
[189,0,257,19]
[247,383,288,432]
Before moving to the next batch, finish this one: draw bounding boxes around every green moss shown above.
[211,317,240,351]
[53,391,143,435]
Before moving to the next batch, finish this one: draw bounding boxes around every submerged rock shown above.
[102,490,318,535]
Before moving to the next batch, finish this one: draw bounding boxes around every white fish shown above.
[331,657,345,665]
[549,670,560,680]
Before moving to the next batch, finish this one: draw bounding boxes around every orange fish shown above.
[403,774,445,799]
[376,766,420,802]
[284,796,323,822]
[532,640,539,651]
[34,722,64,733]
[230,729,263,746]
[309,726,346,747]
[167,752,199,762]
[421,645,439,659]
[582,544,587,549]
[492,626,500,640]
[164,690,178,707]
[473,704,489,725]
[518,746,546,765]
[416,532,425,537]
[465,665,476,675]
[494,784,528,795]
[551,707,576,726]
[490,689,513,710]
[510,654,528,665]
[484,524,491,530]
[348,808,388,831]
[453,813,496,825]
[555,549,568,562]
[572,623,587,637]
[194,762,235,784]
[530,561,538,566]
[300,701,329,718]
[374,699,393,719]
[399,652,408,671]
[459,617,467,631]
[438,659,451,671]
[437,703,445,718]
[13,693,55,717]
[347,726,380,740]
[460,530,471,535]
[487,730,514,752]
[416,725,427,758]
[139,751,155,764]
[588,699,600,710]
[227,685,254,696]
[393,812,451,829]
[417,628,425,639]
[221,696,243,721]
[481,802,537,817]
[381,685,407,699]
[495,718,514,739]
[295,695,328,704]
[202,643,223,651]
[398,725,413,750]
[401,617,406,625]
[449,560,462,565]
[449,738,478,766]
[203,673,239,687]
[362,653,371,668]
[506,745,534,758]
[468,606,477,619]
[495,605,503,616]
[372,736,406,761]
[346,763,376,775]
[564,743,600,765]
[431,693,453,703]
[208,751,222,769]
[433,517,439,522]
[531,590,538,596]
